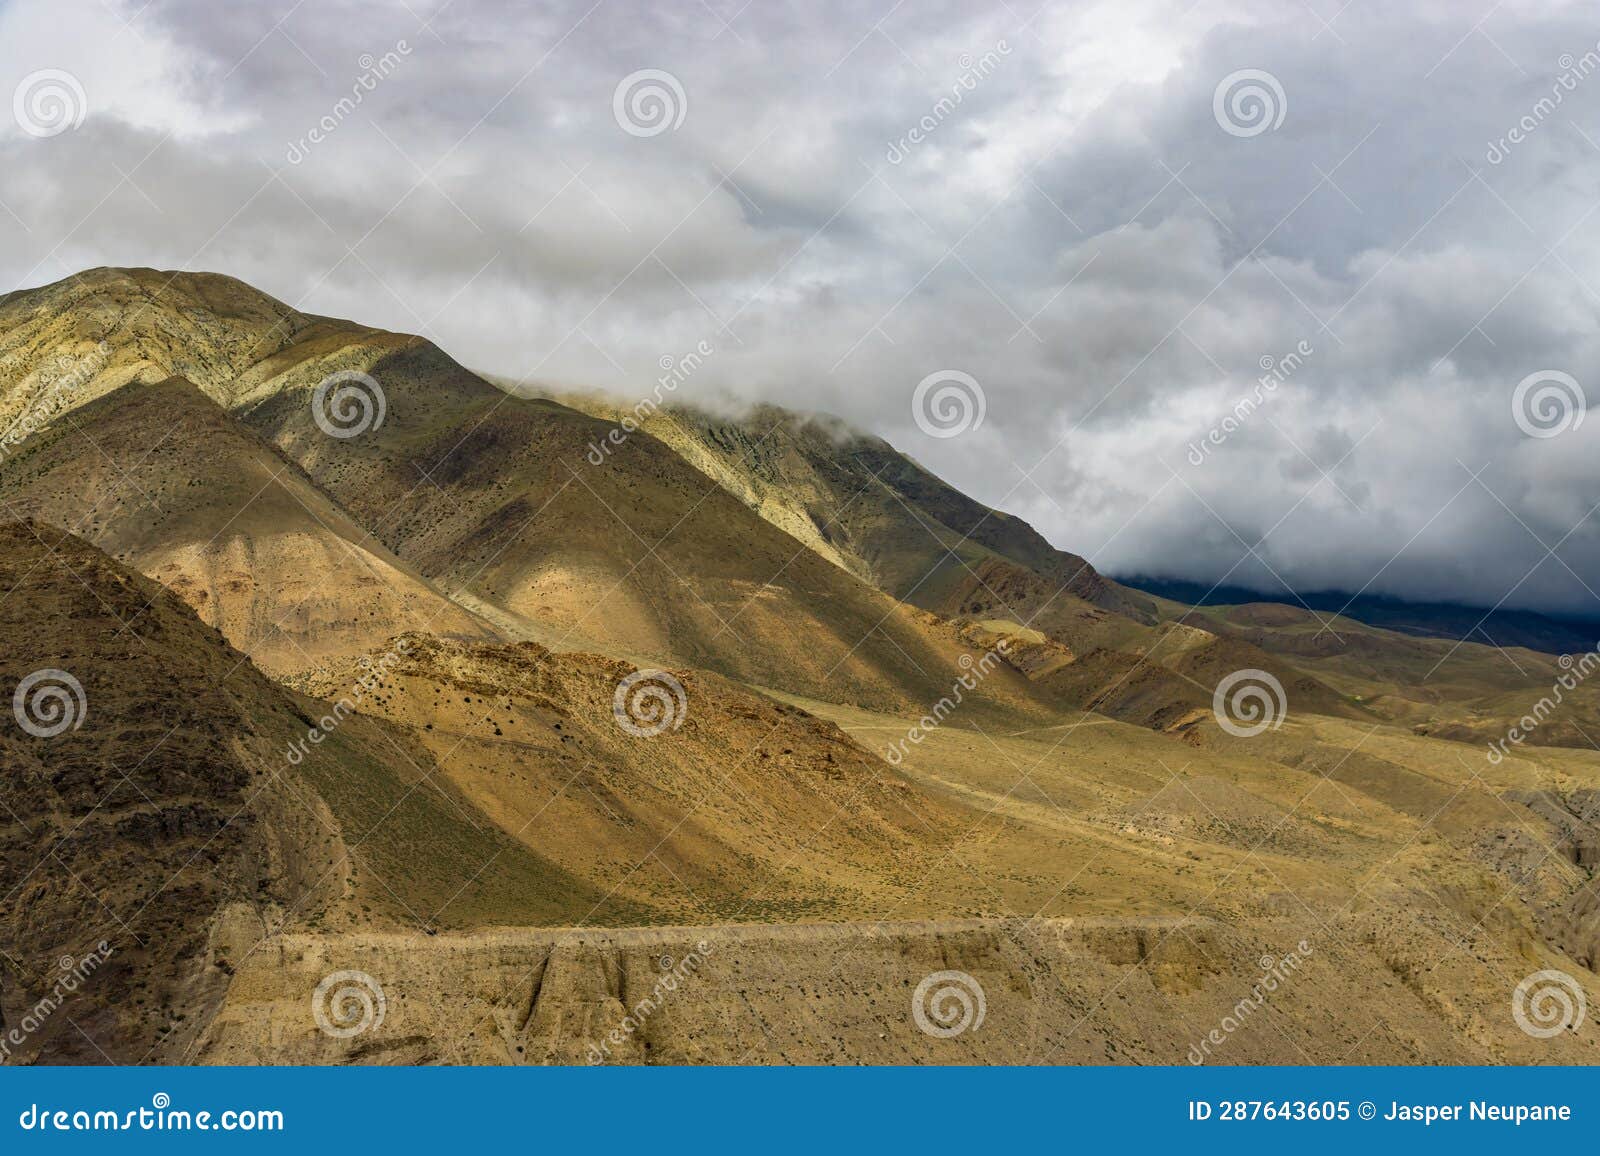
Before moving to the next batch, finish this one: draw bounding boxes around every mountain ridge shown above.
[541,390,1156,625]
[1123,573,1600,656]
[0,268,1215,725]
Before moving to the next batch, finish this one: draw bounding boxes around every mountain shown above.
[3,267,1600,1067]
[0,269,1064,719]
[546,392,1374,731]
[0,269,1351,740]
[1124,573,1600,656]
[1,268,1580,749]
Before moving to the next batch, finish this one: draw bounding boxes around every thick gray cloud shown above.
[1,0,1597,615]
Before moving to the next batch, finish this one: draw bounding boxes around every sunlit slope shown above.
[296,634,974,923]
[548,394,1155,622]
[0,376,493,673]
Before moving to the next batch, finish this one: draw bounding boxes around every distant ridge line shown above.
[1118,573,1600,656]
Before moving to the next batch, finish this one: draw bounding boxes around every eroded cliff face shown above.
[1504,789,1600,970]
[193,915,1595,1066]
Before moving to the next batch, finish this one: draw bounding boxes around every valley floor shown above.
[194,695,1600,1065]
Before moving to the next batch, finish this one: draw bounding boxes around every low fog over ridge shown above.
[2,0,1597,614]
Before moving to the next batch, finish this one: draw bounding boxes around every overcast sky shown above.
[2,0,1598,617]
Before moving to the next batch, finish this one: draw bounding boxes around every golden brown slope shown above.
[0,376,495,674]
[296,634,971,922]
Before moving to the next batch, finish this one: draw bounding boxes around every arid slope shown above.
[0,377,493,672]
